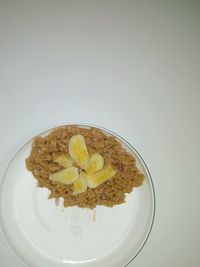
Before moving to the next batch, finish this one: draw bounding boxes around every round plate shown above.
[0,124,155,267]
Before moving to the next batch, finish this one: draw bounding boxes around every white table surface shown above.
[0,1,199,266]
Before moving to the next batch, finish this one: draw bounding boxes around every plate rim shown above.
[0,123,156,267]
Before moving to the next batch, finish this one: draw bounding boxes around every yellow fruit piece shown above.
[68,134,89,169]
[87,153,104,174]
[73,173,88,195]
[85,164,117,188]
[54,154,74,168]
[49,166,79,184]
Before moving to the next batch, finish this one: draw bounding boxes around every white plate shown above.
[0,124,155,267]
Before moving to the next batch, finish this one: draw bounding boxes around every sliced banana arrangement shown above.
[54,154,74,168]
[49,166,79,184]
[85,164,117,189]
[86,153,104,174]
[73,173,88,195]
[68,134,89,170]
[49,134,117,195]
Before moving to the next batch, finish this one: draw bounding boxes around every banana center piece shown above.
[49,134,117,195]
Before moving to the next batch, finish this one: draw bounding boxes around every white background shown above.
[0,1,200,266]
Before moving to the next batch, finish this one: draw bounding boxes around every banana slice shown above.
[85,164,117,188]
[54,154,74,168]
[73,173,88,195]
[68,134,89,169]
[87,153,104,174]
[49,166,79,184]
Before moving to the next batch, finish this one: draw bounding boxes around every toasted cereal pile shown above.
[26,126,144,208]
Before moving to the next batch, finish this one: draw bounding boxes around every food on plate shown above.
[73,173,88,195]
[26,126,144,208]
[86,153,104,174]
[85,164,117,189]
[68,134,89,170]
[54,154,74,168]
[49,166,79,185]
